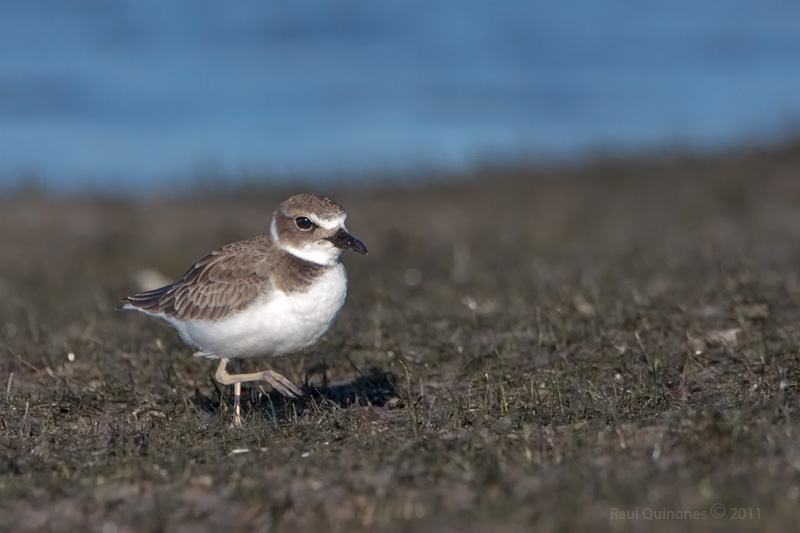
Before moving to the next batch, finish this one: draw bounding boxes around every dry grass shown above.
[2,143,800,532]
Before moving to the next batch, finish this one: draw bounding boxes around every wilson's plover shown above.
[121,194,367,425]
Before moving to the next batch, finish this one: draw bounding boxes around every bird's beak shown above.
[325,228,368,255]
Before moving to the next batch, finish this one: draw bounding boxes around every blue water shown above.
[1,0,799,191]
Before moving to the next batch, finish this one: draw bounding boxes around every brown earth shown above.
[2,143,800,532]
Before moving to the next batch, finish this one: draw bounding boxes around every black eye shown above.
[295,216,313,231]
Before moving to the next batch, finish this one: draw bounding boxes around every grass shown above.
[2,143,800,532]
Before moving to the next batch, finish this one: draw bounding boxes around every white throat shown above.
[271,218,343,266]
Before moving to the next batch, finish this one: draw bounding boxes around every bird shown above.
[120,194,367,425]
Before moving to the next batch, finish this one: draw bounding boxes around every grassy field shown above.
[2,143,800,532]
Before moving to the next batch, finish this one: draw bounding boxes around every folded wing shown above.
[121,238,272,321]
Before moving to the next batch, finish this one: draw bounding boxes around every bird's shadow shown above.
[193,366,398,424]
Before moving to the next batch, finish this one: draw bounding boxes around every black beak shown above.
[325,228,368,255]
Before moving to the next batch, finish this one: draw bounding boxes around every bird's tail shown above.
[118,285,173,313]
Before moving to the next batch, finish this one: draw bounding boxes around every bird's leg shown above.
[233,358,243,427]
[216,358,305,400]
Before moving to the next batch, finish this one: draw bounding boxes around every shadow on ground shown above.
[193,368,398,423]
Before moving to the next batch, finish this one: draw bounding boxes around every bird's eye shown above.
[295,217,313,231]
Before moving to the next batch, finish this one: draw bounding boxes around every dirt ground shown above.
[2,143,800,532]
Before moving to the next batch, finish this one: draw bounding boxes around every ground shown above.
[2,143,800,532]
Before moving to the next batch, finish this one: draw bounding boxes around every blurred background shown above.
[5,4,800,530]
[1,0,799,193]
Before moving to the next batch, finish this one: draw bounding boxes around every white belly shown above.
[168,264,348,359]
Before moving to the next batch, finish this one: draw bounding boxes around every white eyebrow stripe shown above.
[309,214,346,230]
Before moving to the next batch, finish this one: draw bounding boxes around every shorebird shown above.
[121,194,367,425]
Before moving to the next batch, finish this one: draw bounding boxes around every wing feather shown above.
[122,235,274,321]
